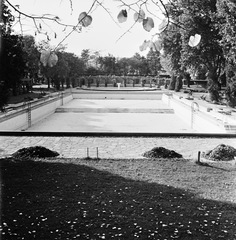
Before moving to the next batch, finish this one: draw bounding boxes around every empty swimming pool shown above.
[27,99,195,133]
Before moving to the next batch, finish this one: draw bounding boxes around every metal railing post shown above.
[191,102,199,129]
[27,101,32,128]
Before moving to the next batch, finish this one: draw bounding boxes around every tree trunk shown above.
[47,77,50,89]
[168,75,176,90]
[207,68,220,102]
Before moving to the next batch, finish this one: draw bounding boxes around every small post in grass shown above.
[96,147,99,159]
[197,151,201,163]
[87,147,89,158]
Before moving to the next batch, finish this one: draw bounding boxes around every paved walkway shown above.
[0,135,235,159]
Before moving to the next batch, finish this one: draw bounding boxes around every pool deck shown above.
[0,135,236,160]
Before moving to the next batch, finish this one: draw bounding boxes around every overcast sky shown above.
[9,0,164,58]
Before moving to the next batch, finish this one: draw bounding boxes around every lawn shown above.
[1,157,236,239]
[6,86,57,105]
[6,92,44,105]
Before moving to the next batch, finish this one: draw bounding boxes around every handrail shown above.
[191,102,199,129]
[191,101,199,112]
[3,91,71,113]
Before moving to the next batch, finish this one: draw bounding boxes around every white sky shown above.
[9,0,164,58]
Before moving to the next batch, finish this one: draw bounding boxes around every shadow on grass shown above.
[1,159,236,240]
[195,161,233,172]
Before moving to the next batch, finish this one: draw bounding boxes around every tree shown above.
[1,1,26,97]
[159,23,183,89]
[42,51,70,89]
[116,57,130,76]
[129,53,149,76]
[160,55,172,76]
[6,0,236,103]
[81,49,90,68]
[217,0,236,79]
[158,0,225,98]
[98,54,116,75]
[180,0,224,90]
[40,50,86,89]
[22,35,40,81]
[0,1,12,110]
[5,0,205,61]
[146,48,162,76]
[63,52,86,87]
[217,0,236,106]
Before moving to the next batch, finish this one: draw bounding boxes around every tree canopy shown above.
[2,0,236,107]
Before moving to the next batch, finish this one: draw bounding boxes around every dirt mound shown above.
[143,147,182,159]
[12,146,59,160]
[203,144,236,161]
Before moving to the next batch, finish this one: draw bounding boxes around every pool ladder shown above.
[191,102,199,129]
[27,101,32,128]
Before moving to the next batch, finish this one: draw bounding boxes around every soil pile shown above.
[12,146,59,160]
[203,144,236,161]
[143,147,182,159]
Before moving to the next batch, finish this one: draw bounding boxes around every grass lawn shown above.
[6,87,57,105]
[1,157,236,239]
[6,92,43,104]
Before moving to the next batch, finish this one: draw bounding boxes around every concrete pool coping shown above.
[77,87,161,91]
[0,131,235,138]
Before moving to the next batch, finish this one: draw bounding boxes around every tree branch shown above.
[96,1,121,28]
[5,0,76,28]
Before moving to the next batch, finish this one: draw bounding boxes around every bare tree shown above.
[4,0,170,50]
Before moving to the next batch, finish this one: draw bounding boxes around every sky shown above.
[8,0,164,58]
